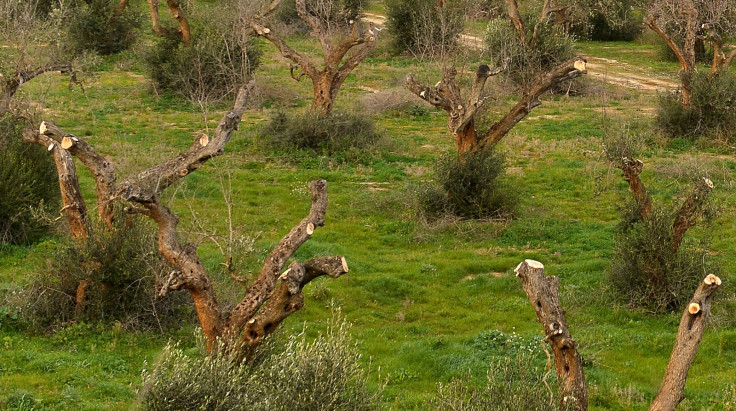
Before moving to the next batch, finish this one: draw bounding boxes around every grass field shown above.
[3,8,736,410]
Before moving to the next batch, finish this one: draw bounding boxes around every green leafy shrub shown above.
[432,353,561,410]
[8,217,191,330]
[258,111,385,162]
[485,18,576,88]
[656,70,736,141]
[609,202,718,312]
[139,316,382,410]
[418,149,517,220]
[0,115,59,245]
[67,0,142,55]
[144,6,260,103]
[385,0,464,55]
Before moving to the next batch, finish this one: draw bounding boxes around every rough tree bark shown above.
[38,81,348,355]
[20,128,89,239]
[249,0,378,115]
[650,274,722,410]
[514,259,588,411]
[406,57,587,154]
[38,122,117,230]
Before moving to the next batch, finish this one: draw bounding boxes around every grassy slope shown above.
[2,34,736,411]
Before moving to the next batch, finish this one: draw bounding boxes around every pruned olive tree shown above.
[645,0,736,105]
[514,259,722,411]
[112,0,191,44]
[406,57,587,155]
[246,0,379,115]
[22,82,349,356]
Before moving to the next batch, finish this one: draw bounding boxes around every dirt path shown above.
[362,12,678,93]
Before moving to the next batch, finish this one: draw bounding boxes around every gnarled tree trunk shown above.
[515,259,588,411]
[406,57,587,155]
[250,0,378,116]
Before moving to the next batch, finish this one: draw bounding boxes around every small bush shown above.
[8,217,191,330]
[609,202,718,312]
[485,18,576,88]
[139,315,382,410]
[432,353,561,410]
[655,70,736,141]
[258,111,385,161]
[418,149,517,220]
[385,0,464,56]
[67,0,142,55]
[145,6,260,103]
[0,115,59,245]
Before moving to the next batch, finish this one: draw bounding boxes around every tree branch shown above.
[226,179,329,336]
[480,56,587,147]
[504,0,528,46]
[650,274,721,411]
[250,21,320,81]
[39,122,117,229]
[117,81,255,203]
[21,128,88,239]
[515,260,587,411]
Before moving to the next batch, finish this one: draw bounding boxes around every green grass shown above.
[3,29,736,411]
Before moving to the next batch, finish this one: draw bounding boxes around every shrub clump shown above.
[139,316,382,410]
[258,111,384,161]
[144,8,260,103]
[656,70,736,141]
[609,202,718,313]
[485,18,576,88]
[0,115,59,245]
[432,354,561,410]
[385,0,464,56]
[67,0,142,55]
[8,217,190,330]
[418,149,517,220]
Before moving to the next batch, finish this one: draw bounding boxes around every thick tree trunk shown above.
[313,75,335,116]
[650,274,721,411]
[515,260,588,411]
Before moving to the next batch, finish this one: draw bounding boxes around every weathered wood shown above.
[146,0,163,37]
[21,128,88,239]
[650,274,721,411]
[515,259,588,411]
[39,122,117,229]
